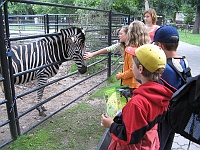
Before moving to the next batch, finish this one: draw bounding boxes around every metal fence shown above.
[0,0,131,148]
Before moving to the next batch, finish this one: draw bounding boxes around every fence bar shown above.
[10,0,109,12]
[107,10,112,78]
[3,1,21,136]
[0,4,18,140]
[0,0,129,148]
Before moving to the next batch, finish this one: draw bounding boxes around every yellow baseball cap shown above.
[125,44,166,72]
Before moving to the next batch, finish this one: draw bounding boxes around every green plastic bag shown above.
[104,86,131,119]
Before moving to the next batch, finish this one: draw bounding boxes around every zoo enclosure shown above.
[0,0,132,148]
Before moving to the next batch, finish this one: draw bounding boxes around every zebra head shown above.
[60,27,87,74]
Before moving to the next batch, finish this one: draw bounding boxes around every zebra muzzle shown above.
[78,65,87,74]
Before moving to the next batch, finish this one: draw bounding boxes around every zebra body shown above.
[9,27,87,116]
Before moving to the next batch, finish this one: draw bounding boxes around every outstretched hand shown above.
[84,52,94,59]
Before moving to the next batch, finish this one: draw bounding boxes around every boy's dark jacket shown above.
[109,81,173,145]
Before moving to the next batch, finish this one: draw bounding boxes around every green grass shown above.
[3,27,199,150]
[3,103,105,150]
[88,76,120,100]
[2,76,120,150]
[178,29,200,46]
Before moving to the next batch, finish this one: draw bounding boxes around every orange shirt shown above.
[117,51,140,88]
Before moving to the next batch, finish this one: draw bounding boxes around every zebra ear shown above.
[79,27,86,35]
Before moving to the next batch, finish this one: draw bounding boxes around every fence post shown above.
[107,10,112,78]
[44,15,46,34]
[128,14,131,24]
[55,14,58,32]
[0,5,18,140]
[44,14,49,33]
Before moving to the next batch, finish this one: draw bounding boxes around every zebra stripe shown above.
[9,27,87,116]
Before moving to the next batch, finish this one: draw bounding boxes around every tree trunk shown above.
[192,4,200,34]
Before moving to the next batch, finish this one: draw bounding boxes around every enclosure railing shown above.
[0,0,131,148]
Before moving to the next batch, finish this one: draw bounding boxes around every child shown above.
[101,44,173,149]
[115,21,150,93]
[153,25,192,150]
[84,25,128,60]
[85,21,150,94]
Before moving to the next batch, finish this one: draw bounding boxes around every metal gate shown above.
[0,0,131,148]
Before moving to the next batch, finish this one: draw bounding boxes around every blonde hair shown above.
[143,8,157,25]
[126,21,150,47]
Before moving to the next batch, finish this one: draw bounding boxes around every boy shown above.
[153,25,191,150]
[101,44,173,149]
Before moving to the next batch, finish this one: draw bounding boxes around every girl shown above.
[115,21,150,93]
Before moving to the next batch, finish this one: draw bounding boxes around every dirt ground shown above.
[0,61,107,146]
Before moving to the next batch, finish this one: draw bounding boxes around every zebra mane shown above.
[37,27,85,44]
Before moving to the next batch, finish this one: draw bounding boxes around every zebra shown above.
[4,27,87,116]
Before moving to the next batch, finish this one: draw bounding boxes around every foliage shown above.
[146,0,182,22]
[111,0,138,14]
[5,0,200,34]
[73,0,101,8]
[182,4,195,25]
[73,0,138,13]
[8,2,34,15]
[32,0,75,14]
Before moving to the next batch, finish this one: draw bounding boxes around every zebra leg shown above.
[36,87,46,116]
[36,75,48,116]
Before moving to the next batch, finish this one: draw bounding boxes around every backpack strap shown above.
[167,57,191,83]
[159,78,177,93]
[182,57,192,80]
[195,75,200,102]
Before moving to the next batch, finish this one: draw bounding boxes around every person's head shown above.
[143,8,157,25]
[126,21,150,47]
[118,25,128,44]
[125,44,166,83]
[153,25,179,51]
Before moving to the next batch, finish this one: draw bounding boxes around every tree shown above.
[182,4,195,25]
[73,0,100,8]
[32,0,75,14]
[5,0,200,34]
[8,2,34,15]
[192,1,200,34]
[110,0,138,14]
[149,0,199,34]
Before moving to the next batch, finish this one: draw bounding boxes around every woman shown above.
[143,8,160,42]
